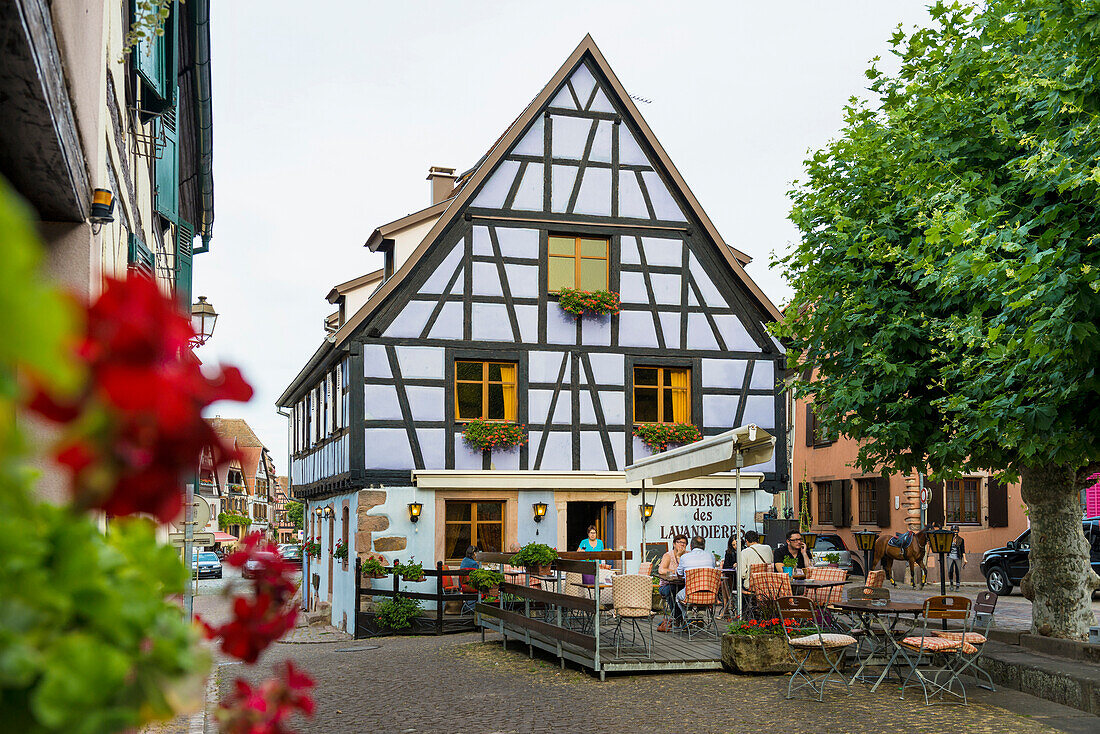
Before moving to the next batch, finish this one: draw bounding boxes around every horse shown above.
[871,528,929,589]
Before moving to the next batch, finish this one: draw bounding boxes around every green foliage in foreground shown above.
[0,500,207,732]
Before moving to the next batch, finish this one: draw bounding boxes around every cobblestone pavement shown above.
[219,631,1078,734]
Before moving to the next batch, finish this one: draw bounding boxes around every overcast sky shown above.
[196,1,936,475]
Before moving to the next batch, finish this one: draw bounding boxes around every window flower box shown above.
[555,288,621,317]
[634,422,702,452]
[462,419,527,452]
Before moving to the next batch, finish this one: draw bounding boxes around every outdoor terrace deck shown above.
[480,612,724,677]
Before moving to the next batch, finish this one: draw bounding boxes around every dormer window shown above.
[548,235,608,293]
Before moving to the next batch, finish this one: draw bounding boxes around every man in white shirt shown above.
[676,536,716,618]
[737,531,774,591]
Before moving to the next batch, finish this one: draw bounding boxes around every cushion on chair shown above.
[788,633,857,648]
[900,636,977,654]
[934,631,987,645]
[866,570,885,588]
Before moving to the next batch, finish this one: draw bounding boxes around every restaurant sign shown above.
[653,491,759,542]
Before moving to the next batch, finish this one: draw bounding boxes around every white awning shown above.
[624,425,775,485]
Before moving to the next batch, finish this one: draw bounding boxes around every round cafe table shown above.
[826,600,924,690]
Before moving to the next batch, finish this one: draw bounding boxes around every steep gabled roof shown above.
[332,35,781,349]
[326,268,384,304]
[364,199,451,252]
[208,416,266,448]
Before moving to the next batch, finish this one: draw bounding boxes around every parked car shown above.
[191,551,223,579]
[280,544,303,562]
[810,533,865,577]
[980,516,1100,596]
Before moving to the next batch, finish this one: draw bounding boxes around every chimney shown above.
[427,166,456,205]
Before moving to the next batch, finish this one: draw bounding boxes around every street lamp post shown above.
[184,297,217,620]
[854,530,879,580]
[927,528,955,629]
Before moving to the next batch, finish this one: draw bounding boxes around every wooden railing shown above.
[353,557,480,638]
[472,551,634,672]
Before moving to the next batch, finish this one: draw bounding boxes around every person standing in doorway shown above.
[947,526,967,591]
[577,525,604,552]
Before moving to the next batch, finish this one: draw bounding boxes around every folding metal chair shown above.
[936,590,997,690]
[777,596,857,701]
[896,596,976,704]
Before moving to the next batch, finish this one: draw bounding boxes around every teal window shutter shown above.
[155,97,179,220]
[128,234,155,278]
[175,220,194,309]
[132,1,177,105]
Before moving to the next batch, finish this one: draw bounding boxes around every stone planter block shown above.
[721,634,838,674]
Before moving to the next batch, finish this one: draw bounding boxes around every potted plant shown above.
[634,422,703,452]
[510,542,558,575]
[462,419,528,453]
[333,539,349,561]
[394,558,426,582]
[466,568,504,593]
[375,595,421,630]
[304,538,321,558]
[781,556,797,576]
[555,287,621,318]
[822,552,841,567]
[721,618,837,674]
[361,558,388,578]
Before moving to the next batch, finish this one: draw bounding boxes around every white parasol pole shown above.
[735,450,744,620]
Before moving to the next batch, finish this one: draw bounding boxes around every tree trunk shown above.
[1019,464,1100,640]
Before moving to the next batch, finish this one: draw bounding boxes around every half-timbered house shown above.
[278,36,788,630]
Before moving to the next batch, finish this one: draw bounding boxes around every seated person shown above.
[773,529,812,572]
[459,544,480,570]
[657,535,688,629]
[577,525,604,552]
[676,536,716,618]
[736,531,774,590]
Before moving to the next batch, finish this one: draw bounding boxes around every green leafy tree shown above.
[285,500,303,530]
[773,0,1100,638]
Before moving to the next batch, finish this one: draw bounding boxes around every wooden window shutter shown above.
[831,480,844,527]
[875,476,892,528]
[132,1,177,111]
[987,477,1008,527]
[841,479,852,528]
[155,101,180,220]
[333,364,342,429]
[925,477,944,527]
[174,219,193,309]
[805,404,815,446]
[127,234,155,277]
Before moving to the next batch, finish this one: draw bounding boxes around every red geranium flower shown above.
[26,275,252,522]
[217,661,315,734]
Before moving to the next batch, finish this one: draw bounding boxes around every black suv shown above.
[980,516,1100,595]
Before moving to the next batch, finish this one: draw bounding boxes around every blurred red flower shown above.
[217,661,315,734]
[27,275,252,522]
[201,534,298,664]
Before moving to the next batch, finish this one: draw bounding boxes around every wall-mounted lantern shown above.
[533,502,548,523]
[640,502,655,523]
[90,188,114,232]
[408,502,423,523]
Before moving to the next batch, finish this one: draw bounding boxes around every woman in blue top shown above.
[577,525,604,552]
[459,545,479,570]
